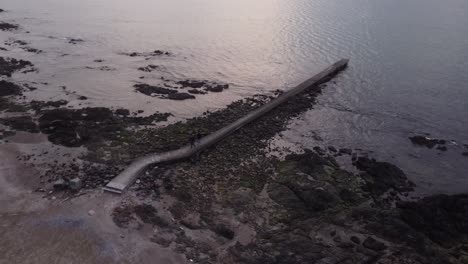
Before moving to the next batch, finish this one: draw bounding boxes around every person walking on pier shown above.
[189,134,196,148]
[196,130,203,143]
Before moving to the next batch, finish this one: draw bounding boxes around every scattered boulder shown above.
[53,178,67,190]
[409,135,445,149]
[362,236,387,251]
[69,178,82,190]
[0,80,22,96]
[213,225,235,240]
[115,108,130,116]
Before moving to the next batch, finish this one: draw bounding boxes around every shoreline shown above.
[1,7,468,264]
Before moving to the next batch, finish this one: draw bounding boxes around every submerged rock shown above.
[409,135,445,149]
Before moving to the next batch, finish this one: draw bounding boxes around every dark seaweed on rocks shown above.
[134,83,195,100]
[137,65,159,72]
[123,50,171,57]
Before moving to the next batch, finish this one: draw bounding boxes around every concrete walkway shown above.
[104,59,349,194]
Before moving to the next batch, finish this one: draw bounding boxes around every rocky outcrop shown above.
[354,156,414,196]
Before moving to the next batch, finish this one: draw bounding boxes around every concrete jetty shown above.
[104,59,349,194]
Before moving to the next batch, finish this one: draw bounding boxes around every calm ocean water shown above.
[1,0,468,194]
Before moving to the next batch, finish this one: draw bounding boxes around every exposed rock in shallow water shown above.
[409,135,446,148]
[0,57,34,77]
[166,92,195,100]
[0,80,22,96]
[134,83,177,96]
[67,38,84,44]
[0,22,18,31]
[137,64,159,72]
